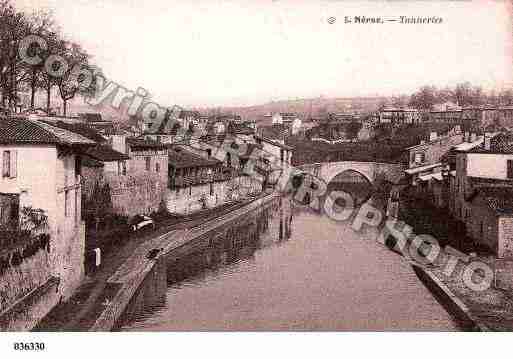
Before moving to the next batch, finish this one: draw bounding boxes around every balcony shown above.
[173,171,234,188]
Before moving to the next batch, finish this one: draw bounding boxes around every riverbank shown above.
[34,191,278,331]
[395,194,513,331]
[91,191,280,331]
[412,258,513,331]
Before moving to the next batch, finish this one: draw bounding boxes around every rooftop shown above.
[404,162,443,175]
[41,120,107,143]
[227,122,255,136]
[81,144,129,163]
[168,147,221,169]
[0,117,96,146]
[126,137,169,150]
[467,132,513,154]
[78,113,108,123]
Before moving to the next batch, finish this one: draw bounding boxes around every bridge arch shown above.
[327,169,374,206]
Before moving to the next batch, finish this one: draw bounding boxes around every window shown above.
[210,182,214,196]
[507,160,513,179]
[64,190,70,217]
[75,156,81,177]
[145,157,151,171]
[414,152,425,164]
[122,161,127,175]
[75,190,79,224]
[2,151,10,178]
[2,150,16,178]
[189,186,192,196]
[156,163,160,173]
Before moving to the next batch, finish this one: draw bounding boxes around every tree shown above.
[391,95,408,109]
[24,9,57,109]
[499,89,513,106]
[56,41,94,116]
[409,86,437,110]
[453,82,473,107]
[346,121,362,140]
[0,1,31,111]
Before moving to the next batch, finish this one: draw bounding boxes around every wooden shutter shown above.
[2,151,9,177]
[508,160,513,179]
[10,150,16,178]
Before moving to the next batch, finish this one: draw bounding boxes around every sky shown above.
[16,0,513,108]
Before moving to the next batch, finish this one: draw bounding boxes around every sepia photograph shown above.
[1,0,513,357]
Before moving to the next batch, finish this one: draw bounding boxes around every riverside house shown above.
[106,137,169,217]
[451,132,513,258]
[404,125,463,187]
[166,146,230,214]
[0,117,95,330]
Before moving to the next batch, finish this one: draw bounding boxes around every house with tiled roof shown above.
[443,130,513,257]
[88,137,169,217]
[166,146,228,214]
[0,116,96,330]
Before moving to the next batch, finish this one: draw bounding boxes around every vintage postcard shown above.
[0,0,512,356]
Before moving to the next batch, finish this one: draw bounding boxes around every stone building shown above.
[465,187,513,258]
[449,132,513,257]
[404,125,463,185]
[106,138,169,217]
[379,108,421,124]
[0,117,95,330]
[166,146,237,214]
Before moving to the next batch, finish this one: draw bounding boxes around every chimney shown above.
[484,133,491,150]
[429,132,437,141]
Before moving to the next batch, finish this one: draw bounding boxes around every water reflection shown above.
[120,196,458,331]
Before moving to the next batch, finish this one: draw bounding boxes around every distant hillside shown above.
[195,96,388,125]
[30,90,133,123]
[29,91,387,125]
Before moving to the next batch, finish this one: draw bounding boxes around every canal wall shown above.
[89,192,280,331]
[411,263,489,331]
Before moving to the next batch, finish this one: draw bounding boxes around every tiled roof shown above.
[0,117,96,146]
[82,156,104,168]
[256,135,294,150]
[467,133,512,154]
[258,124,288,140]
[82,144,129,162]
[126,137,168,150]
[227,122,255,135]
[78,113,107,123]
[41,120,107,143]
[168,147,221,169]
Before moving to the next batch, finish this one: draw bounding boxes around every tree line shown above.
[0,0,101,116]
[384,83,513,111]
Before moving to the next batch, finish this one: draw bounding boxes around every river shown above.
[120,195,459,331]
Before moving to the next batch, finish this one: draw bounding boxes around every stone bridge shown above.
[297,161,405,185]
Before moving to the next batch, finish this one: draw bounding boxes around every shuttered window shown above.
[508,160,513,179]
[2,151,9,177]
[2,150,16,178]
